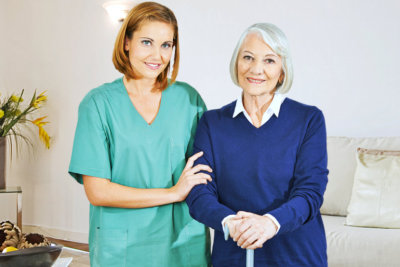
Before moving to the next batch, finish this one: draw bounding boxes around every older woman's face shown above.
[237,33,283,96]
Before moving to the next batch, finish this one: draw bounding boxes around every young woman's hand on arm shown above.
[83,151,212,209]
[170,151,213,201]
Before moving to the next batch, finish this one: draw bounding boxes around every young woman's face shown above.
[125,21,174,81]
[237,33,283,97]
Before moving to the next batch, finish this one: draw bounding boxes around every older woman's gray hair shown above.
[229,23,293,94]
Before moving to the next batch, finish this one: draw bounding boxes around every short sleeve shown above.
[68,95,111,184]
[197,94,207,116]
[186,90,207,157]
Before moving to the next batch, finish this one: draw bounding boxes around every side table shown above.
[0,186,22,230]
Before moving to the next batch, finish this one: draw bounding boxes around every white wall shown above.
[1,0,399,242]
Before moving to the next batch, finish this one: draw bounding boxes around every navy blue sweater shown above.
[186,98,328,267]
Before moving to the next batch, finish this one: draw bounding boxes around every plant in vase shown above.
[0,90,50,189]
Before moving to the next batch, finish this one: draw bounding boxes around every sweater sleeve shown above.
[186,114,236,232]
[268,108,328,235]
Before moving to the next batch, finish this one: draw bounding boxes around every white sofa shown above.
[322,136,400,267]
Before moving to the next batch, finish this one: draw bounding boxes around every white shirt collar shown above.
[233,93,286,126]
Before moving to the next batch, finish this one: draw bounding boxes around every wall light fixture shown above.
[103,1,136,22]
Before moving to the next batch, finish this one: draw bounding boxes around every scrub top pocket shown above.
[94,228,128,267]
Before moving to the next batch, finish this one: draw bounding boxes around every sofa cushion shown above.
[321,137,400,216]
[346,148,400,228]
[323,215,400,267]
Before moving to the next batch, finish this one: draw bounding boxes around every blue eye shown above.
[161,43,172,49]
[142,40,151,46]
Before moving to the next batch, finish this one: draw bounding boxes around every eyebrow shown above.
[242,50,278,57]
[140,37,154,41]
[140,37,173,43]
[243,50,254,55]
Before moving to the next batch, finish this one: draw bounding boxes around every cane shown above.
[223,224,254,267]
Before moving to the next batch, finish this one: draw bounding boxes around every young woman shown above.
[69,2,211,266]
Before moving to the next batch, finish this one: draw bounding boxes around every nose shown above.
[149,46,162,61]
[250,60,263,75]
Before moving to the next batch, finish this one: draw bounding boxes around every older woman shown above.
[69,2,211,266]
[187,23,328,266]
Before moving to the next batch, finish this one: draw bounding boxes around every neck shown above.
[242,91,275,119]
[123,76,158,96]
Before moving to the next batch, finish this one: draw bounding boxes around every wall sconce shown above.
[103,1,136,22]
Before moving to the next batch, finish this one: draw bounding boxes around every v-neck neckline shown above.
[119,78,166,127]
[233,98,287,133]
[239,112,276,132]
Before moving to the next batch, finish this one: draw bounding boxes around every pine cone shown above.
[0,221,22,250]
[18,233,50,249]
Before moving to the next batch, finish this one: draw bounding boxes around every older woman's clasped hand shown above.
[226,211,278,249]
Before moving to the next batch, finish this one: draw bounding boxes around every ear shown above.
[278,72,284,84]
[124,37,130,51]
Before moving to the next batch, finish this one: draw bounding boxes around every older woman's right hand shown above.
[225,216,244,239]
[171,151,213,202]
[232,211,278,249]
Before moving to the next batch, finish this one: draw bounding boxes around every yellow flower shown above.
[11,95,23,103]
[32,91,47,108]
[0,109,4,118]
[30,116,50,149]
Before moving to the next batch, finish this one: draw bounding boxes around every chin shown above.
[142,71,163,80]
[243,87,272,97]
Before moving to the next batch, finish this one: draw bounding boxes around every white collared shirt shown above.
[222,93,286,234]
[233,92,286,127]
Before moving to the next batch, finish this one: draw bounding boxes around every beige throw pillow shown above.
[321,137,400,217]
[346,148,400,228]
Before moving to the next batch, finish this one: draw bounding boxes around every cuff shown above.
[264,213,281,235]
[221,214,236,229]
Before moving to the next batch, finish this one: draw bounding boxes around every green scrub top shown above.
[69,78,210,267]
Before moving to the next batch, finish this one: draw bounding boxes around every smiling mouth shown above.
[145,62,162,70]
[247,78,265,84]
